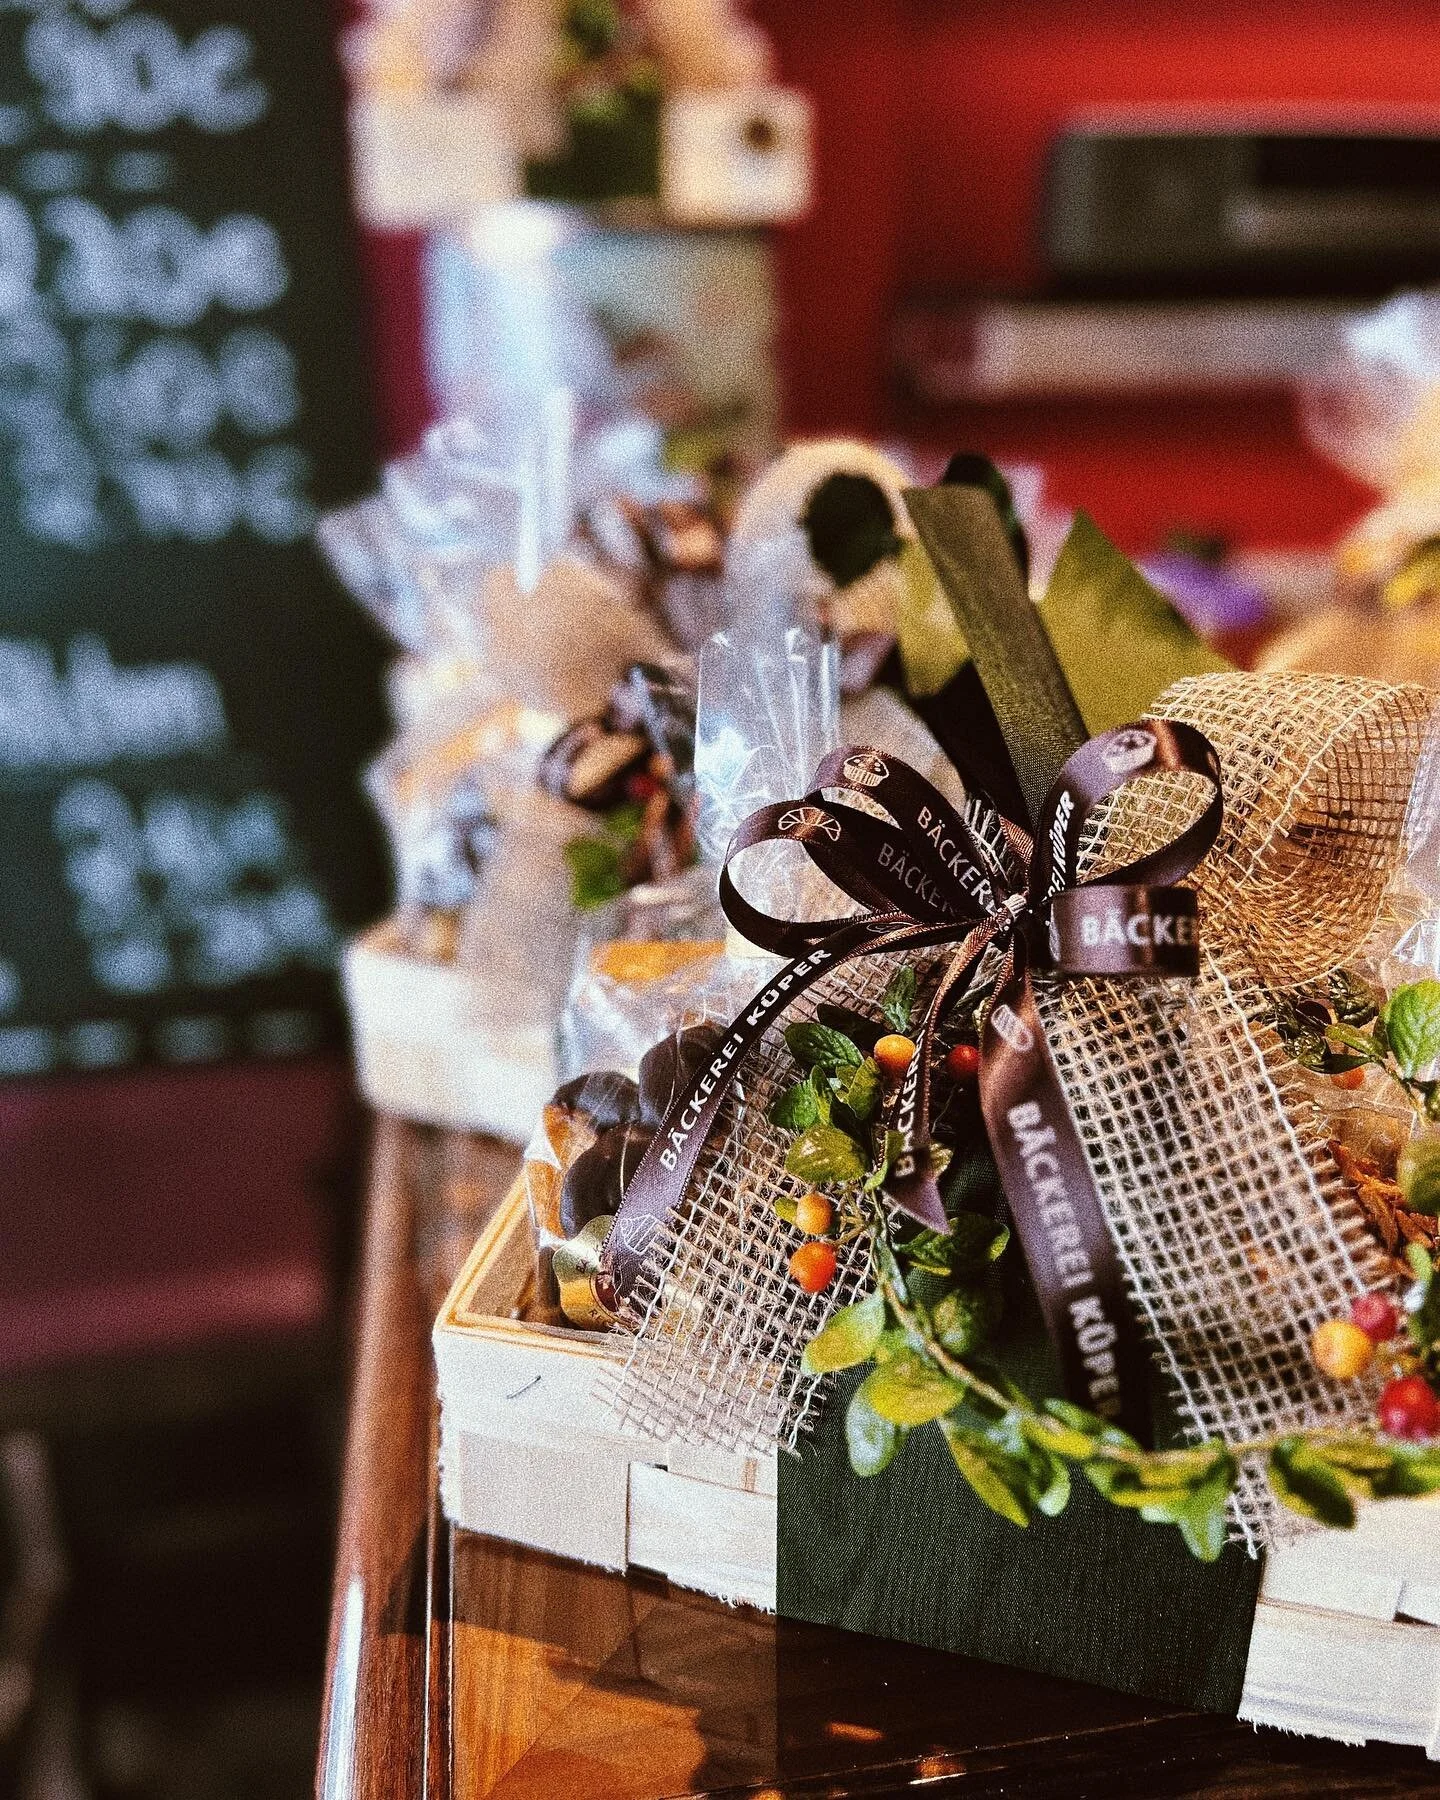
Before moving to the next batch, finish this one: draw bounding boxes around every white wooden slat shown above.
[627,1463,776,1610]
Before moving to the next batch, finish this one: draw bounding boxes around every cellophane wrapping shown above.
[599,667,1440,1549]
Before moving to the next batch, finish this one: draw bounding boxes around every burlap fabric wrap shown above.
[602,668,1438,1550]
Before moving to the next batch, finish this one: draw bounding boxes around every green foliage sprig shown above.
[1274,971,1440,1119]
[776,963,1440,1559]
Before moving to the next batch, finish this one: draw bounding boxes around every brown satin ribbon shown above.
[597,720,1222,1444]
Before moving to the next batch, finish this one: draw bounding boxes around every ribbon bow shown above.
[599,719,1222,1442]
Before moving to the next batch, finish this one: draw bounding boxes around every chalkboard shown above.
[0,0,390,1077]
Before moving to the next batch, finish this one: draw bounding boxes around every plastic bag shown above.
[529,614,978,1323]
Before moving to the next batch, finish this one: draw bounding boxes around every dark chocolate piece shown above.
[638,1021,726,1126]
[551,1070,642,1132]
[559,1123,655,1236]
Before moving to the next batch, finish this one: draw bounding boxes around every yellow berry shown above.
[794,1191,833,1236]
[874,1034,917,1081]
[1311,1318,1375,1381]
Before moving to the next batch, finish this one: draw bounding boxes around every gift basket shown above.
[345,0,811,228]
[320,404,703,1137]
[433,454,1440,1751]
[329,425,999,1138]
[1265,290,1440,688]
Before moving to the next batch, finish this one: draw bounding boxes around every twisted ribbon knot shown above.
[600,718,1223,1442]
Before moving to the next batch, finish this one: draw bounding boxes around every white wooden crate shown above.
[1242,1498,1440,1752]
[433,1177,775,1608]
[344,922,556,1144]
[434,1177,1440,1749]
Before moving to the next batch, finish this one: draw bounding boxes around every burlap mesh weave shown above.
[603,670,1438,1550]
[594,948,932,1454]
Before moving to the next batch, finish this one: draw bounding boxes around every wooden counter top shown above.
[318,1116,1440,1798]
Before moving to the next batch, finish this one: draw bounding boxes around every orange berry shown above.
[1311,1318,1375,1381]
[874,1034,918,1081]
[788,1241,838,1294]
[794,1191,833,1237]
[945,1042,980,1081]
[1331,1067,1366,1091]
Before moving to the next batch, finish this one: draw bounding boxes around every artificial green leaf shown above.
[865,1130,904,1192]
[802,1291,887,1376]
[785,1123,868,1185]
[1399,1133,1440,1217]
[1375,1446,1440,1497]
[1406,1243,1440,1353]
[1312,1435,1399,1475]
[1328,968,1380,1025]
[870,1327,910,1365]
[953,1213,1011,1269]
[1021,1411,1098,1461]
[988,1413,1071,1516]
[1097,1472,1191,1510]
[816,1004,884,1054]
[1038,511,1230,735]
[845,1385,898,1477]
[859,1352,966,1427]
[1044,1399,1128,1444]
[785,1021,862,1072]
[898,1214,1008,1278]
[839,1057,883,1124]
[1138,1490,1197,1525]
[772,1194,799,1225]
[769,1081,820,1132]
[1134,1444,1230,1488]
[1178,1469,1235,1563]
[1383,980,1440,1080]
[1268,1438,1357,1529]
[1079,1420,1150,1500]
[1382,534,1440,610]
[602,799,646,841]
[940,1420,1031,1527]
[964,1360,1033,1420]
[933,1279,1002,1356]
[899,1230,955,1275]
[1325,1022,1382,1062]
[880,965,917,1033]
[1031,1450,1071,1517]
[564,835,628,909]
[895,538,969,699]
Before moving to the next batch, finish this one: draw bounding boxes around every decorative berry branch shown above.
[774,964,1440,1559]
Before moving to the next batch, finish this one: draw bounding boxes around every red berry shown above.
[625,771,662,802]
[945,1042,981,1082]
[788,1241,838,1294]
[1351,1291,1401,1343]
[1378,1375,1440,1441]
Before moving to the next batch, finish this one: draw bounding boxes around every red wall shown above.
[357,0,1440,550]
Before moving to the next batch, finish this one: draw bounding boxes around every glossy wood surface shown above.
[320,1117,1440,1799]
